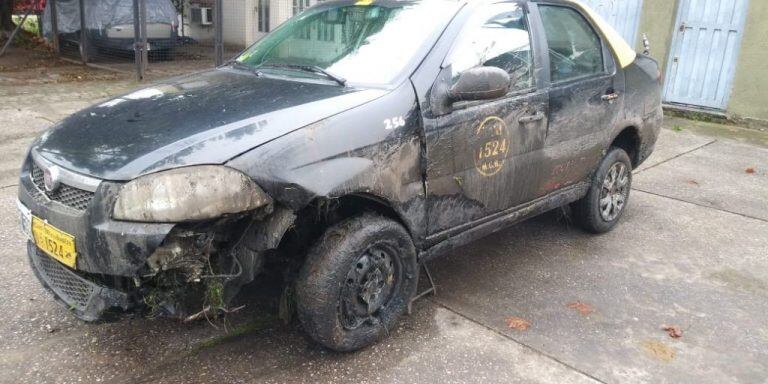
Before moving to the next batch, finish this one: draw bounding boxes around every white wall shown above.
[180,1,214,44]
[222,0,248,47]
[246,0,324,45]
[184,0,322,48]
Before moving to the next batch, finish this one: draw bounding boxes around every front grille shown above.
[31,163,95,211]
[32,248,95,310]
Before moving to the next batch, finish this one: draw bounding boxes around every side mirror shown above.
[449,66,511,102]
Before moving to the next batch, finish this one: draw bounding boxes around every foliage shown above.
[205,279,226,311]
[12,14,39,35]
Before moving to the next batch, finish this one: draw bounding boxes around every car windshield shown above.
[235,0,460,86]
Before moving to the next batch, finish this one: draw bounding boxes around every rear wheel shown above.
[571,147,632,233]
[296,214,418,352]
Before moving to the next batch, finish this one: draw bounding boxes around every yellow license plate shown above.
[31,216,77,269]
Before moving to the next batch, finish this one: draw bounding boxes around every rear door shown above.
[423,2,550,235]
[532,3,624,195]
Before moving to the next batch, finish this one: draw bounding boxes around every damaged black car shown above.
[18,0,662,351]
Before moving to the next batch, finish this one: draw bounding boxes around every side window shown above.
[446,4,535,94]
[539,5,604,83]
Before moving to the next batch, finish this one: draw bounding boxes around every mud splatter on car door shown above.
[421,3,549,234]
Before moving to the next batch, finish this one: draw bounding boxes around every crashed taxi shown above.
[19,0,661,351]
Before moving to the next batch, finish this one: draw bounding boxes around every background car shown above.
[42,0,179,58]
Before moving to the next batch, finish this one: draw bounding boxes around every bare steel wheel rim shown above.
[599,162,630,222]
[340,244,401,330]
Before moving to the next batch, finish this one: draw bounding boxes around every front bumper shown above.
[27,242,130,321]
[18,154,282,321]
[18,157,175,277]
[93,36,177,52]
[18,155,175,319]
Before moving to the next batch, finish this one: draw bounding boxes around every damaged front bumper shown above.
[18,156,294,322]
[27,242,130,321]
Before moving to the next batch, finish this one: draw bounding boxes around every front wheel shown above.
[296,214,418,352]
[571,147,633,233]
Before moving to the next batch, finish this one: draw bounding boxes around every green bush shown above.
[12,15,41,36]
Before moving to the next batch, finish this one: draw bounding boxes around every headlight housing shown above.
[113,166,272,222]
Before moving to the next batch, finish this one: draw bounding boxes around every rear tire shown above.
[296,214,418,352]
[571,147,633,234]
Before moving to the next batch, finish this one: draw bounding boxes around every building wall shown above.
[634,0,676,69]
[728,0,768,121]
[222,0,248,47]
[181,1,215,44]
[636,0,768,121]
[184,0,316,48]
[246,0,324,45]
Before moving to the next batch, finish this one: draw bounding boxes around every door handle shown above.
[519,111,545,124]
[601,92,620,102]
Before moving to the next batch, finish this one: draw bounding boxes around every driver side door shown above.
[422,2,549,236]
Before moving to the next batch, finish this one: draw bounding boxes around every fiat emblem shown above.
[43,166,61,192]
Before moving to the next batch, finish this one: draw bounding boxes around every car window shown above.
[445,3,534,94]
[235,1,461,86]
[539,5,604,83]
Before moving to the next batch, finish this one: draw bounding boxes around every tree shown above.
[1,0,17,37]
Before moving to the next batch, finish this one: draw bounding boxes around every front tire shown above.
[296,214,418,352]
[572,147,633,233]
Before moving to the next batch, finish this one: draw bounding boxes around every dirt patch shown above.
[567,301,596,316]
[642,340,676,362]
[662,325,683,339]
[1,45,123,84]
[505,316,531,331]
[0,45,66,72]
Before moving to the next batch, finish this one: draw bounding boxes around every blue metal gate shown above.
[582,0,644,45]
[663,0,750,110]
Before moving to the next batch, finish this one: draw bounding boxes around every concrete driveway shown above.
[0,74,766,383]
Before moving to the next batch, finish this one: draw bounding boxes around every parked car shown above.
[19,0,662,351]
[42,0,178,57]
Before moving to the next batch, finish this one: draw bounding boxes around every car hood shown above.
[33,68,387,181]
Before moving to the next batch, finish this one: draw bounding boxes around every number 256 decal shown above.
[384,116,406,130]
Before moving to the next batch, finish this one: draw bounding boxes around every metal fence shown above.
[37,0,325,80]
[43,0,226,79]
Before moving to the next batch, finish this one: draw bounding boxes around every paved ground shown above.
[1,60,767,383]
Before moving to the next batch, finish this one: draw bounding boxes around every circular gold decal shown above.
[474,116,510,177]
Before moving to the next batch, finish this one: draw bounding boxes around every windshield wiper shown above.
[229,60,264,77]
[259,63,347,87]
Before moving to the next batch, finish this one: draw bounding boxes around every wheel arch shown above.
[275,192,419,262]
[610,125,642,168]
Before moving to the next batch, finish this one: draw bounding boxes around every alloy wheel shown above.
[599,162,630,221]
